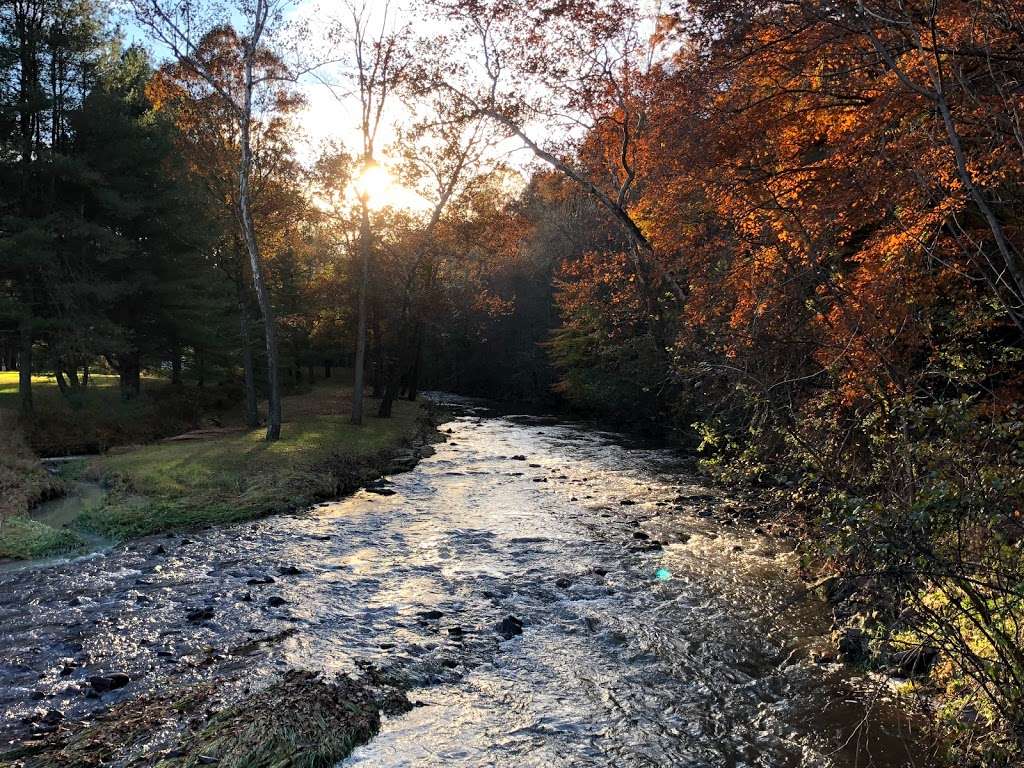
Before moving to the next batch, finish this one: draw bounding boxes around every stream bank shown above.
[1,394,436,563]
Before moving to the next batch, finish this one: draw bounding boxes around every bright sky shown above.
[119,0,513,213]
[119,0,664,212]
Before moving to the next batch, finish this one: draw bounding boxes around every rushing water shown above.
[0,402,925,767]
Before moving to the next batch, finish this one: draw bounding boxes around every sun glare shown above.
[355,163,396,210]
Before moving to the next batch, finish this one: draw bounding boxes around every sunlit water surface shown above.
[0,400,925,767]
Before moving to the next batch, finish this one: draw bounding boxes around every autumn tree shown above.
[328,0,409,425]
[129,0,308,440]
[148,26,307,427]
[374,94,497,415]
[421,0,686,314]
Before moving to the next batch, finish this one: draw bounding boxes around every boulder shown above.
[88,672,130,693]
[889,645,940,677]
[186,607,215,623]
[496,615,523,640]
[40,709,64,726]
[832,627,870,664]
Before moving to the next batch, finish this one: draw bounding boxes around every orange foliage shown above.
[552,0,1024,411]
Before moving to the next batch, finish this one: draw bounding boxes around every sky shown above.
[117,0,667,212]
[117,0,513,212]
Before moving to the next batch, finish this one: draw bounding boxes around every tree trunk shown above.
[407,323,424,402]
[55,364,69,396]
[324,359,332,379]
[378,371,398,418]
[81,364,89,389]
[371,310,385,399]
[132,358,141,397]
[351,198,371,425]
[118,351,141,401]
[240,51,281,441]
[379,317,416,417]
[196,349,205,389]
[239,298,259,429]
[18,317,32,416]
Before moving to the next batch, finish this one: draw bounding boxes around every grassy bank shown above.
[81,397,428,540]
[0,379,432,559]
[0,411,80,559]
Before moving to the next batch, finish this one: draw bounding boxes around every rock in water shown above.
[496,615,523,639]
[40,709,64,726]
[88,672,130,693]
[186,607,215,623]
[832,627,870,664]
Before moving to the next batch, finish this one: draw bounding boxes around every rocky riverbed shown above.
[0,400,926,767]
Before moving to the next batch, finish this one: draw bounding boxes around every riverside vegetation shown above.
[2,0,1023,765]
[0,373,432,559]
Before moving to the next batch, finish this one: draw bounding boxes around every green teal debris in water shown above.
[655,567,672,581]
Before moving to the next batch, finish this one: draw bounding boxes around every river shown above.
[0,401,924,767]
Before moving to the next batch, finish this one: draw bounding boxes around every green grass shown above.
[0,516,85,560]
[0,372,430,559]
[79,397,427,540]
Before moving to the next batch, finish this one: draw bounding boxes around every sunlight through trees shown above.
[2,0,1024,762]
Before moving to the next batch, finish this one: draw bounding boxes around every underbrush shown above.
[0,412,75,559]
[695,396,1024,765]
[16,378,239,456]
[0,412,63,513]
[7,669,388,768]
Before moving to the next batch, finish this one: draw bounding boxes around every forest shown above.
[1,0,1023,766]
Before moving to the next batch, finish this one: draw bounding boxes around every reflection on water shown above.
[0,400,925,767]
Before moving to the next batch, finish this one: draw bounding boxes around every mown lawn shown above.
[0,370,124,403]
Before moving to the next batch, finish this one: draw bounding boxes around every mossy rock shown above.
[158,671,381,768]
[5,671,383,768]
